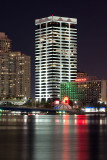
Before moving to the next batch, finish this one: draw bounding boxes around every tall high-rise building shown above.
[0,51,31,99]
[35,16,77,102]
[0,32,11,53]
[0,32,31,100]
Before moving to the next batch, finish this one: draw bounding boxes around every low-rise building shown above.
[60,76,107,104]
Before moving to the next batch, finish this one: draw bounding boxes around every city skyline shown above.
[0,0,107,98]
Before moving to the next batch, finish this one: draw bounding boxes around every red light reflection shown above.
[75,115,90,160]
[62,115,70,160]
[75,115,87,125]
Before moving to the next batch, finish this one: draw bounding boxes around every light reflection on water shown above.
[0,114,107,160]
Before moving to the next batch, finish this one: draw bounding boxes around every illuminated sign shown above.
[62,96,69,105]
[54,100,60,105]
[75,78,87,82]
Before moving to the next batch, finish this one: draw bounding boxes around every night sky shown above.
[0,0,107,98]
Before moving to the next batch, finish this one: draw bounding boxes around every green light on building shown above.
[60,82,84,101]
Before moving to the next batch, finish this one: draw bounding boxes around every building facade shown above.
[0,32,11,53]
[60,77,107,104]
[35,16,77,102]
[101,80,107,103]
[0,36,31,100]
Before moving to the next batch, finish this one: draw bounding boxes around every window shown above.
[41,23,46,29]
[48,22,60,27]
[61,23,69,28]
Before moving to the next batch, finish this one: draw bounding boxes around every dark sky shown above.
[0,0,107,98]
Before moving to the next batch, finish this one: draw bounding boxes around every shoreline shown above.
[0,106,107,115]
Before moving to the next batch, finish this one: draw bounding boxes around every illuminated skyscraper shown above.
[35,16,77,102]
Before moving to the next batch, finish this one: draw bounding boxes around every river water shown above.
[0,113,107,160]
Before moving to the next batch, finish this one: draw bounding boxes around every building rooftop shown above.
[35,16,77,24]
[0,32,8,38]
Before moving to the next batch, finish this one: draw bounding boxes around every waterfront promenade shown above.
[0,106,106,115]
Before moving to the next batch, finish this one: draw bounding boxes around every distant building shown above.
[35,16,77,102]
[77,71,88,78]
[101,80,107,103]
[0,32,11,53]
[60,76,107,104]
[82,107,105,112]
[0,33,31,100]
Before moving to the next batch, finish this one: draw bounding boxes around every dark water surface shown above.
[0,114,107,160]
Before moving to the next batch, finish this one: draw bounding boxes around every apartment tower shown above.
[0,32,31,99]
[35,16,77,102]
